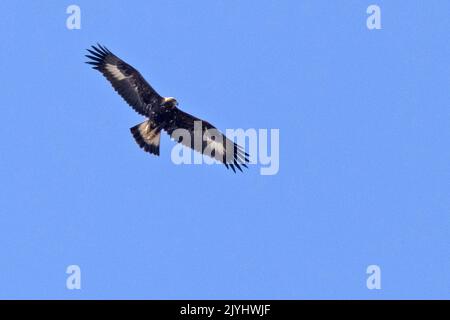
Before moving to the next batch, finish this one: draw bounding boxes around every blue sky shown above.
[0,1,449,299]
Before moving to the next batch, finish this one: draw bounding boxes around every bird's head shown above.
[162,97,178,109]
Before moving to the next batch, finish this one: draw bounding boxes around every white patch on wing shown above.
[105,63,127,80]
[207,139,225,155]
[204,130,227,162]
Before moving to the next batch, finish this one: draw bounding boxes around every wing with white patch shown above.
[86,44,163,116]
[164,109,249,172]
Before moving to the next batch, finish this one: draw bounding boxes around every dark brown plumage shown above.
[86,44,248,172]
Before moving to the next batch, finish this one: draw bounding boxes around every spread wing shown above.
[164,109,249,172]
[85,44,162,116]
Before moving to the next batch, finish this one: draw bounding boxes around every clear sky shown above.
[0,1,449,299]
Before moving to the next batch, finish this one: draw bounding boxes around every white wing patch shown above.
[105,63,127,80]
[204,129,232,162]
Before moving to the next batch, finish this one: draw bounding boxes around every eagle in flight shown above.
[85,44,249,172]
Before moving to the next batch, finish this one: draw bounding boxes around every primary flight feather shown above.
[86,44,249,172]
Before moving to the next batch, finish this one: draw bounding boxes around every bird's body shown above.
[86,44,248,172]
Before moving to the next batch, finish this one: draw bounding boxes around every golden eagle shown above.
[86,44,249,172]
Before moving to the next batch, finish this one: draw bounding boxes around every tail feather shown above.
[130,120,161,156]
